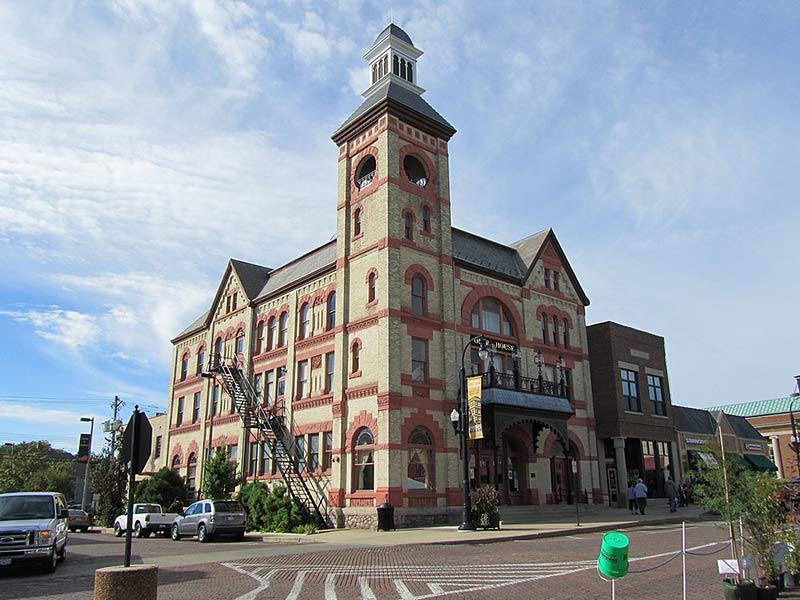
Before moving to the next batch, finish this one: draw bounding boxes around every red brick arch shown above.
[170,443,184,468]
[399,144,437,188]
[404,264,435,291]
[535,305,574,329]
[346,410,379,448]
[542,430,587,459]
[351,146,379,194]
[460,285,525,338]
[401,411,446,451]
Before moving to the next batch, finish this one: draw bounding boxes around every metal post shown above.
[611,578,616,600]
[718,411,741,582]
[458,365,474,531]
[124,406,139,568]
[682,521,687,600]
[81,418,94,512]
[792,406,800,479]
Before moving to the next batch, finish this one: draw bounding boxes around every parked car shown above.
[113,503,178,538]
[67,509,91,533]
[171,499,246,543]
[0,492,69,574]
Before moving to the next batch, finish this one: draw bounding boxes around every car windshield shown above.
[213,501,244,513]
[0,496,55,520]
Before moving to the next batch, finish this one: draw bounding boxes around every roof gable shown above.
[512,230,590,306]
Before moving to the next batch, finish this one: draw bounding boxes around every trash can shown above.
[376,502,395,531]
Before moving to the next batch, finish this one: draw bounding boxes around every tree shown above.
[0,442,76,497]
[91,441,128,527]
[201,448,238,500]
[135,468,189,513]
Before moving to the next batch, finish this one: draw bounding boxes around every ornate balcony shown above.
[479,368,569,400]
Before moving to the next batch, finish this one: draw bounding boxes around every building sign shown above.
[475,338,517,355]
[467,375,484,440]
[685,437,706,445]
[77,433,91,463]
[745,443,763,451]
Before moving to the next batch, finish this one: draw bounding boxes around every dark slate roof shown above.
[173,310,209,341]
[375,23,413,46]
[255,241,336,299]
[333,79,455,139]
[672,405,718,435]
[716,412,766,441]
[452,228,528,281]
[230,259,272,300]
[482,388,573,415]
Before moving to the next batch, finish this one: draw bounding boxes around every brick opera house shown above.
[161,24,605,528]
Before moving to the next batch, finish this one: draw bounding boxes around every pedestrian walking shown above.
[626,482,636,514]
[634,478,648,515]
[664,478,678,513]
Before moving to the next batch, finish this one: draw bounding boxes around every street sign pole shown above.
[123,406,139,568]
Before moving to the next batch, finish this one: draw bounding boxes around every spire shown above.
[362,23,424,98]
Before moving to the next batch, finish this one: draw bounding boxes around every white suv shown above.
[0,492,69,573]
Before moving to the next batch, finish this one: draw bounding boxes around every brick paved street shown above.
[0,521,741,599]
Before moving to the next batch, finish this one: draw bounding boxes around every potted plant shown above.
[741,475,785,600]
[470,485,500,530]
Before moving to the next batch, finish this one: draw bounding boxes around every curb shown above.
[425,513,714,546]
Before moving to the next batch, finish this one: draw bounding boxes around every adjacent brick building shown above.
[162,24,602,528]
[586,322,678,505]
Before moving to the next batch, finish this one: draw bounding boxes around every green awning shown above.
[743,454,778,472]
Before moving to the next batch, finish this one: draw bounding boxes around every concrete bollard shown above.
[94,564,158,600]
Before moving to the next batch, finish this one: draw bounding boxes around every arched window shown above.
[403,155,427,187]
[327,292,336,330]
[393,54,399,75]
[299,303,310,339]
[551,316,559,347]
[171,455,180,470]
[256,321,266,354]
[422,206,431,232]
[180,353,189,381]
[353,428,374,491]
[404,212,413,240]
[356,156,376,190]
[196,348,205,375]
[563,318,570,348]
[470,297,514,336]
[279,312,288,347]
[368,273,377,303]
[400,58,407,79]
[236,329,245,354]
[353,208,362,236]
[407,62,413,82]
[371,64,377,84]
[215,337,224,362]
[351,342,361,374]
[541,314,549,344]
[268,316,277,350]
[407,427,434,491]
[382,55,388,76]
[411,275,426,315]
[186,453,197,490]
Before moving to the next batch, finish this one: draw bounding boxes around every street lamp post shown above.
[789,375,800,478]
[450,334,490,531]
[80,417,94,512]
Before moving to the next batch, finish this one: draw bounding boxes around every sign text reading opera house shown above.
[164,24,602,528]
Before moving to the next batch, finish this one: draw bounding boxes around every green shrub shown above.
[238,482,316,533]
[470,485,501,529]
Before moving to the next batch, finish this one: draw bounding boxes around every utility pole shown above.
[111,395,124,451]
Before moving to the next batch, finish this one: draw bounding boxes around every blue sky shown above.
[1,1,798,452]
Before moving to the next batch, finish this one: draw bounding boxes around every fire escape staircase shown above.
[207,354,330,528]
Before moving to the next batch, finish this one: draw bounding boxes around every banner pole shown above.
[682,521,687,600]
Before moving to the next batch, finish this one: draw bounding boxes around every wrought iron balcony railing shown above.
[480,369,569,400]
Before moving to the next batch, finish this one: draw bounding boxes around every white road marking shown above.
[325,573,338,600]
[223,540,728,600]
[285,570,307,600]
[359,576,378,600]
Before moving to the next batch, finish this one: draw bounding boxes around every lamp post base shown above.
[457,522,476,531]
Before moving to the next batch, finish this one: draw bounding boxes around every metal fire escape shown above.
[207,353,329,528]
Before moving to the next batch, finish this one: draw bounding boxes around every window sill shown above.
[623,410,644,415]
[353,232,364,241]
[366,299,378,308]
[349,370,362,379]
[651,414,669,419]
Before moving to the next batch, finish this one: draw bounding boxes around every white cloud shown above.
[0,308,101,350]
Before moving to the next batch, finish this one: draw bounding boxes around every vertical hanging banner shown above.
[467,375,483,439]
[77,434,91,463]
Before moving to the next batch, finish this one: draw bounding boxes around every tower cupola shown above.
[363,23,424,98]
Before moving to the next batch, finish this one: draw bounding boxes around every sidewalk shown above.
[266,503,713,547]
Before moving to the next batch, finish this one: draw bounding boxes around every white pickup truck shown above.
[113,503,177,538]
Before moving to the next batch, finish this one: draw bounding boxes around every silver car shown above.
[67,509,91,533]
[171,500,246,543]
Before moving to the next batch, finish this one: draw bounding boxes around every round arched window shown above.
[403,155,427,187]
[353,428,374,491]
[470,297,514,337]
[356,156,376,189]
[408,427,434,491]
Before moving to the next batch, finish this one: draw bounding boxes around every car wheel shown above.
[197,524,208,543]
[171,524,181,541]
[42,546,58,574]
[142,530,151,538]
[81,528,88,533]
[113,523,123,538]
[134,522,143,538]
[234,532,245,542]
[69,527,75,533]
[57,545,66,562]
